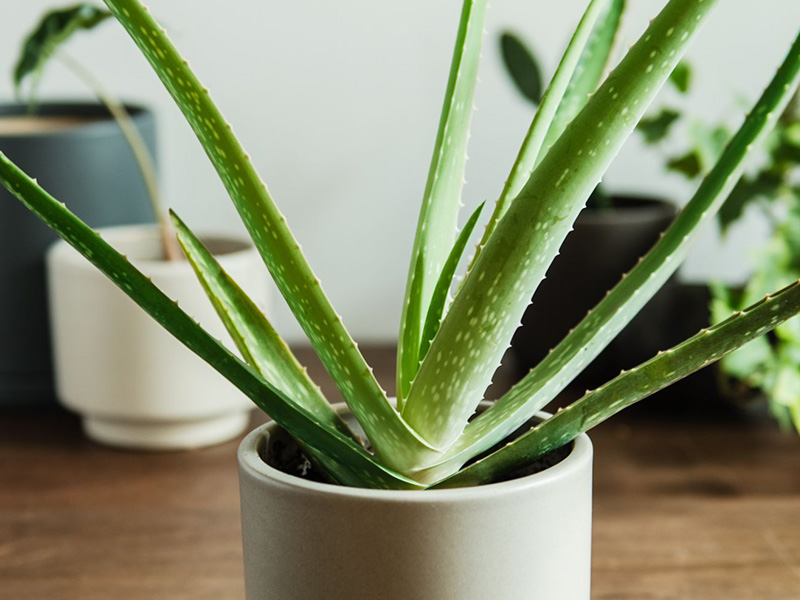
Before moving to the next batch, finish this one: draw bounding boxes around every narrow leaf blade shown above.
[542,0,626,152]
[0,151,421,490]
[436,279,800,488]
[397,0,489,404]
[402,0,720,462]
[170,211,354,439]
[418,202,484,363]
[423,29,800,477]
[102,0,434,470]
[475,0,618,253]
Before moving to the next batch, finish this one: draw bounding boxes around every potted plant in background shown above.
[497,2,691,386]
[0,4,155,405]
[666,91,800,431]
[4,3,267,449]
[1,0,799,598]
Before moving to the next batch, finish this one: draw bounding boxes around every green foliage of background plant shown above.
[662,87,800,432]
[13,3,111,104]
[13,2,180,260]
[2,0,800,488]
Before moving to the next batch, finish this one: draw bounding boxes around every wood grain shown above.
[1,346,798,599]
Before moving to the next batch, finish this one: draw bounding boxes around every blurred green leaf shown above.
[637,108,680,143]
[14,3,112,102]
[667,151,702,178]
[718,172,783,233]
[669,61,692,93]
[500,32,543,105]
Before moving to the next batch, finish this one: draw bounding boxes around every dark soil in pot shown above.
[0,102,156,405]
[512,195,678,389]
[262,411,573,487]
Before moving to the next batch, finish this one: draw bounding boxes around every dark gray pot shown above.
[0,102,157,404]
[511,196,678,389]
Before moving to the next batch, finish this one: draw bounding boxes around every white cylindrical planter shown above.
[47,224,267,450]
[238,406,593,600]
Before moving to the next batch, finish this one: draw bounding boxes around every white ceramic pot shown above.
[47,224,267,450]
[238,404,593,600]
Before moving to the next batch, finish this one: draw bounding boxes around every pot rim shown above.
[0,101,153,141]
[47,223,257,275]
[579,195,676,227]
[238,403,593,501]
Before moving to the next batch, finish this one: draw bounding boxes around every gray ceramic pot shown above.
[0,102,156,404]
[238,405,593,600]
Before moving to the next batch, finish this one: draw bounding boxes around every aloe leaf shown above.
[172,211,369,484]
[418,202,484,364]
[0,151,421,490]
[475,0,618,254]
[400,0,720,464]
[14,3,112,103]
[420,28,800,478]
[397,0,489,404]
[102,0,435,471]
[169,212,354,438]
[541,0,626,154]
[434,279,800,488]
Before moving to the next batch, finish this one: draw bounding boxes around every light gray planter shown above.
[238,405,593,600]
[48,224,266,450]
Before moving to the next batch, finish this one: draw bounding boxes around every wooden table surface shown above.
[1,346,799,599]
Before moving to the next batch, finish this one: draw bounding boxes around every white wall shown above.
[1,1,797,343]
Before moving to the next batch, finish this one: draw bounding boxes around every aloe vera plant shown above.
[2,0,800,489]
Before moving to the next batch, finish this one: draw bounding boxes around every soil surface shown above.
[262,418,572,487]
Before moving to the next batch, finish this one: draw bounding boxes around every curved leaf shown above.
[500,32,543,105]
[14,4,112,102]
[436,279,800,488]
[0,151,422,490]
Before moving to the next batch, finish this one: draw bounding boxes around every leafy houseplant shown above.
[14,3,179,259]
[2,0,800,597]
[0,5,158,404]
[11,4,267,449]
[698,95,800,431]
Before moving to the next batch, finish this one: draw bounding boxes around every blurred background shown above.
[0,0,798,344]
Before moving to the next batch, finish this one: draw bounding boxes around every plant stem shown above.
[57,51,181,261]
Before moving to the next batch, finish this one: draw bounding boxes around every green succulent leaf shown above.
[637,108,681,143]
[102,0,435,471]
[14,3,112,103]
[476,0,616,255]
[436,278,800,488]
[418,201,485,363]
[169,211,353,437]
[401,0,720,466]
[0,151,422,490]
[541,0,626,154]
[416,28,800,480]
[397,0,489,407]
[172,211,369,484]
[500,32,543,105]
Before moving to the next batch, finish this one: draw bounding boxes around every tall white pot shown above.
[238,405,593,599]
[47,224,266,450]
